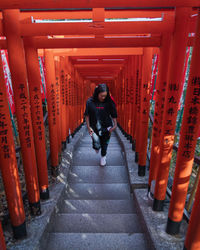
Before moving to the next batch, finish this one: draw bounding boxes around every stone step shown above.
[77,145,122,151]
[51,214,142,233]
[58,199,136,214]
[65,183,131,200]
[73,151,124,166]
[45,233,148,250]
[68,165,128,183]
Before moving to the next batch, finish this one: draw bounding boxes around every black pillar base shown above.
[138,165,146,176]
[132,140,136,151]
[51,165,60,177]
[12,221,27,239]
[153,198,164,211]
[135,152,139,163]
[148,185,150,193]
[40,187,49,200]
[166,217,181,235]
[62,141,66,150]
[183,246,187,250]
[129,136,133,143]
[59,153,62,165]
[29,200,41,216]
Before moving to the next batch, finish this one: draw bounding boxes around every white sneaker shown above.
[100,156,106,166]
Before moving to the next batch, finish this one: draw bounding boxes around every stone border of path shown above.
[9,124,87,250]
[115,127,149,189]
[115,126,187,250]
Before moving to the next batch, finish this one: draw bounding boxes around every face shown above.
[98,91,107,102]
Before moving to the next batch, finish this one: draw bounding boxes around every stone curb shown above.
[114,127,187,250]
[9,125,87,250]
[133,189,187,250]
[115,127,149,189]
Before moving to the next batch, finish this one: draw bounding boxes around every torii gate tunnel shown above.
[0,1,200,249]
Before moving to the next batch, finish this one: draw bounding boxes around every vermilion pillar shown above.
[60,56,67,148]
[148,34,171,191]
[65,57,70,141]
[184,176,200,249]
[3,9,41,215]
[124,63,129,135]
[0,223,6,250]
[55,57,62,156]
[153,8,191,211]
[24,37,49,200]
[65,73,70,141]
[68,74,72,139]
[138,48,153,176]
[167,10,200,235]
[44,49,59,176]
[135,56,142,163]
[0,57,26,238]
[127,57,132,139]
[130,56,136,149]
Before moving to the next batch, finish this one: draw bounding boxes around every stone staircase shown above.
[44,132,149,250]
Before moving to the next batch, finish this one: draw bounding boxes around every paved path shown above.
[45,132,148,250]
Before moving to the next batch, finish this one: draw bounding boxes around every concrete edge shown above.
[115,127,149,190]
[114,127,155,250]
[133,189,187,250]
[9,124,87,250]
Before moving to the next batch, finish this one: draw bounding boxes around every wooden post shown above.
[138,48,153,176]
[153,7,191,211]
[24,37,49,200]
[3,9,41,215]
[44,49,59,176]
[148,34,171,191]
[135,56,143,163]
[60,56,67,148]
[55,57,62,156]
[0,56,26,238]
[167,9,200,235]
[0,223,6,250]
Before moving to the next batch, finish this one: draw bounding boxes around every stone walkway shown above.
[44,132,148,250]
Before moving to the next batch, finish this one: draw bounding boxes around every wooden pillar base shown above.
[132,140,136,151]
[153,198,164,211]
[135,152,139,163]
[138,165,146,176]
[12,221,27,239]
[166,217,181,235]
[40,188,50,200]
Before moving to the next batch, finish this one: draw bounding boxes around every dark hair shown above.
[92,83,111,102]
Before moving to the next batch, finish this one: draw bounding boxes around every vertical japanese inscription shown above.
[33,87,43,141]
[19,84,31,148]
[50,84,56,125]
[182,77,200,158]
[0,92,10,159]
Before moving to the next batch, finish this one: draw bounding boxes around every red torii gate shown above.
[0,3,199,250]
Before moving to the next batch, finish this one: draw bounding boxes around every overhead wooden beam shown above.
[38,48,144,56]
[74,64,123,68]
[0,10,175,20]
[19,19,174,36]
[32,36,161,48]
[0,36,195,50]
[0,0,198,9]
[0,12,197,36]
